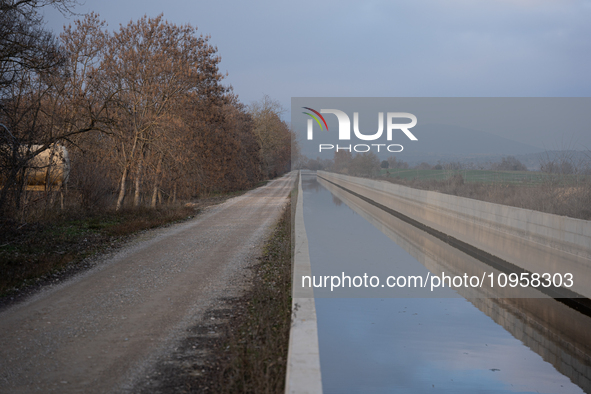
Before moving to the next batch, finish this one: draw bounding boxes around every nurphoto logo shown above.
[303,107,418,153]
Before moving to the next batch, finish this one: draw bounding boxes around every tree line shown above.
[0,1,293,217]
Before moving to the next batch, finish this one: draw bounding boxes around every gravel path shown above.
[0,174,294,393]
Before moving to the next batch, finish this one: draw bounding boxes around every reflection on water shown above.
[301,173,590,393]
[332,195,342,207]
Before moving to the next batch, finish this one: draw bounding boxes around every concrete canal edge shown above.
[285,171,323,394]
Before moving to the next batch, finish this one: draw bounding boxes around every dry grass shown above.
[0,205,197,296]
[213,201,292,393]
[380,175,591,220]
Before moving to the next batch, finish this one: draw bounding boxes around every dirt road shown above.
[0,174,294,393]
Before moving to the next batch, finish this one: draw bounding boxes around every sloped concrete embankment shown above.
[317,171,591,300]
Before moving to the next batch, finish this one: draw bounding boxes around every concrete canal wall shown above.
[320,176,591,391]
[317,171,591,299]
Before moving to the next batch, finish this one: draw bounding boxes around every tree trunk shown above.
[134,160,143,207]
[115,166,128,211]
[116,135,139,211]
[150,155,163,208]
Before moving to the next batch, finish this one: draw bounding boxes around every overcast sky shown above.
[42,0,591,149]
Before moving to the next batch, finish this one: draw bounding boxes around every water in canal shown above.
[301,173,591,394]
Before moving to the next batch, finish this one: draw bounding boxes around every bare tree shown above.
[387,156,408,169]
[350,152,380,177]
[2,9,272,216]
[0,0,76,90]
[492,156,527,171]
[97,14,227,210]
[333,150,353,174]
[248,95,292,178]
[0,5,118,216]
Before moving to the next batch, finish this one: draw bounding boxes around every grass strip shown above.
[214,201,292,393]
[0,205,197,296]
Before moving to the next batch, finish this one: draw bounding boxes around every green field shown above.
[379,168,585,185]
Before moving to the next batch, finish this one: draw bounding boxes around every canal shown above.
[301,172,591,393]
